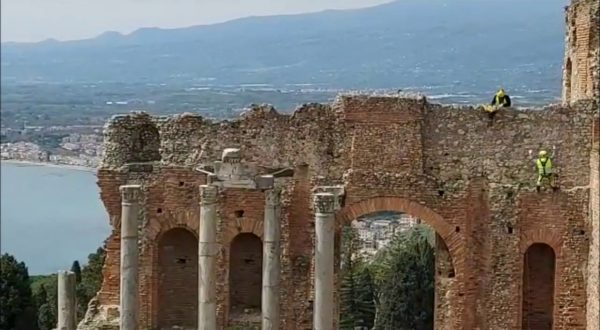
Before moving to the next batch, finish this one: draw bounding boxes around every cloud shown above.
[1,0,391,42]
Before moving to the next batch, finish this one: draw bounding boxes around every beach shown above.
[0,159,96,173]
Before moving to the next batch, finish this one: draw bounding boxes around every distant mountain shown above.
[0,0,568,102]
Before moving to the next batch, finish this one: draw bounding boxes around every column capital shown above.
[266,188,281,207]
[200,185,218,205]
[120,185,142,204]
[313,192,336,214]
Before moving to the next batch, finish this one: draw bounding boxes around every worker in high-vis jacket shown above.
[535,150,557,192]
[483,88,511,126]
[491,88,511,108]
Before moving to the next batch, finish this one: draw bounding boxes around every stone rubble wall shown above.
[91,93,599,330]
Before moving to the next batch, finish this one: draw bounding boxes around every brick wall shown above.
[229,233,263,313]
[90,94,598,330]
[157,228,198,329]
[563,0,600,104]
[587,116,599,330]
[434,233,457,330]
[216,188,265,327]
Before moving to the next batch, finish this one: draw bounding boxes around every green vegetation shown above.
[339,225,435,330]
[75,247,106,319]
[0,248,106,330]
[0,254,36,330]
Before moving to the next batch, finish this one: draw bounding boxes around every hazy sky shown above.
[1,0,391,42]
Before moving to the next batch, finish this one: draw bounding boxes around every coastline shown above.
[0,159,97,173]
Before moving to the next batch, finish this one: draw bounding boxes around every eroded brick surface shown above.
[563,0,600,104]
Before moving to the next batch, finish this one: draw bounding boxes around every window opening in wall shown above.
[234,210,245,218]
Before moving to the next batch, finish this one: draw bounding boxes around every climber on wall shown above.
[534,149,558,192]
[490,88,511,108]
[483,88,511,125]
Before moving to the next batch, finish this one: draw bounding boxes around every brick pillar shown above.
[57,270,77,330]
[262,188,281,330]
[198,185,218,330]
[119,184,141,330]
[313,192,336,330]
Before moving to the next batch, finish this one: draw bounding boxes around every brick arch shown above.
[222,216,263,245]
[521,243,557,330]
[147,209,199,241]
[518,231,562,330]
[145,210,198,328]
[336,196,463,264]
[520,228,563,254]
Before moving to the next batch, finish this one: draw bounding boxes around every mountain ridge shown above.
[1,0,567,103]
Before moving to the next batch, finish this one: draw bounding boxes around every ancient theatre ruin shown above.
[75,0,599,329]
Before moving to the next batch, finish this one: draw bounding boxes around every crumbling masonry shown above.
[79,0,599,329]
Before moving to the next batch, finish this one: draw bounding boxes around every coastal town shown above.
[352,212,421,259]
[1,125,103,169]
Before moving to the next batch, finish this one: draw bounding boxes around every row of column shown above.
[55,184,332,330]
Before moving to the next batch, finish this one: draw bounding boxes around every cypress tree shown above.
[354,266,376,329]
[70,260,82,284]
[375,227,435,330]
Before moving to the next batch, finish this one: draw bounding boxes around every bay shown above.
[0,162,110,275]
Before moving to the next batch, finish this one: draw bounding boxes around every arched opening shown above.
[229,233,263,323]
[157,228,198,329]
[337,208,455,330]
[521,243,556,330]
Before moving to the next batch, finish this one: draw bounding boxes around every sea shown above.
[0,162,110,275]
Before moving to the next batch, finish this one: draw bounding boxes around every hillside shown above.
[1,0,567,102]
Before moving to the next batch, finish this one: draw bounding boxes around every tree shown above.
[70,261,82,284]
[0,253,35,330]
[375,226,435,330]
[31,276,57,330]
[339,265,358,329]
[76,247,106,319]
[339,226,377,330]
[339,226,360,329]
[354,266,376,329]
[36,303,55,330]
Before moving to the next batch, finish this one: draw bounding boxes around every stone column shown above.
[262,188,281,330]
[313,192,336,330]
[57,270,77,330]
[198,184,218,330]
[119,184,141,330]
